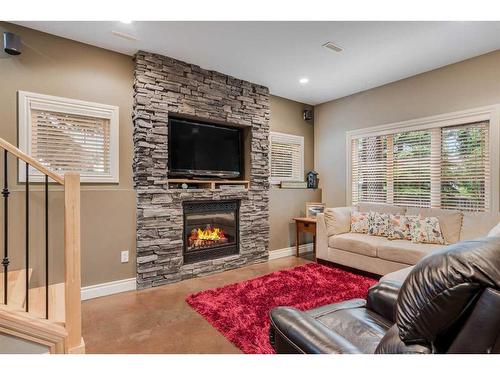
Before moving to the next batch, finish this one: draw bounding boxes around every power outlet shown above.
[121,250,129,263]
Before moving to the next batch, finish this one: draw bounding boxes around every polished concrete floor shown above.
[82,255,311,353]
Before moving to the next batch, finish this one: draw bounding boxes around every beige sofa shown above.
[316,202,500,276]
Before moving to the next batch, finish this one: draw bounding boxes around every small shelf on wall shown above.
[166,179,250,190]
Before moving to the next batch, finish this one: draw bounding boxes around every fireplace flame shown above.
[194,227,226,241]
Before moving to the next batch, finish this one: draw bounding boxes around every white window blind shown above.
[31,110,111,176]
[393,130,432,207]
[270,132,304,184]
[18,91,119,183]
[351,135,387,203]
[441,122,490,211]
[350,121,491,212]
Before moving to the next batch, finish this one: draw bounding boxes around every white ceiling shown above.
[15,21,500,105]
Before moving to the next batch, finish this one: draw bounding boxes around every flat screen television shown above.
[168,117,242,179]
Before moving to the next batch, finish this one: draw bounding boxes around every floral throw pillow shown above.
[368,212,390,237]
[387,214,418,240]
[411,216,445,245]
[350,211,369,234]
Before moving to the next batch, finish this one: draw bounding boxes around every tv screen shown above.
[168,118,242,178]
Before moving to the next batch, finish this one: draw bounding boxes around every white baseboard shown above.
[81,245,312,300]
[81,277,136,301]
[269,243,313,260]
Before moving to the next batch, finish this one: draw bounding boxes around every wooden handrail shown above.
[0,137,84,353]
[0,138,64,185]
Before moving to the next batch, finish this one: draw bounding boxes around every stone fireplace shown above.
[133,51,270,289]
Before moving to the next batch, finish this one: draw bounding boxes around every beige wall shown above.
[268,96,320,250]
[0,22,136,287]
[315,50,500,207]
[0,23,320,288]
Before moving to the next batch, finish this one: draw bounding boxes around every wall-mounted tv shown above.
[168,117,242,179]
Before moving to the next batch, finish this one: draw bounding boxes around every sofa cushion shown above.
[406,207,462,244]
[328,233,387,257]
[376,240,444,265]
[387,214,417,240]
[350,210,369,234]
[324,207,352,236]
[410,216,445,245]
[461,212,500,240]
[313,305,392,354]
[488,221,500,237]
[357,203,406,215]
[367,212,390,237]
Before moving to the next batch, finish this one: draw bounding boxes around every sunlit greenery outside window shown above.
[351,121,490,212]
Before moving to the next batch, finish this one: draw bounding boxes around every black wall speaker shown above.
[303,109,313,122]
[3,32,22,56]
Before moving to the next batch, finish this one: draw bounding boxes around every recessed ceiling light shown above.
[120,20,132,24]
[299,78,309,84]
[322,41,343,53]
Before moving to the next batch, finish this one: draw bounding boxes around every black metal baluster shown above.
[2,150,9,305]
[45,174,49,319]
[25,162,29,312]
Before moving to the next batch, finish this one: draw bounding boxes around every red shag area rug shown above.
[186,263,377,354]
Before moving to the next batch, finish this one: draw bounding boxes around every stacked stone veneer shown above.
[133,51,270,289]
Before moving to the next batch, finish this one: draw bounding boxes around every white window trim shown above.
[18,91,120,183]
[345,104,500,212]
[269,131,305,185]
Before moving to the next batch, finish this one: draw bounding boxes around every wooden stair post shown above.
[64,172,84,353]
[0,138,85,354]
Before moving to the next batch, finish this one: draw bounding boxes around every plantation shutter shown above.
[440,122,490,211]
[351,135,388,204]
[270,132,304,183]
[350,121,491,212]
[393,130,432,207]
[30,109,111,178]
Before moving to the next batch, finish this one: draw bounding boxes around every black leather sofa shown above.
[269,236,500,354]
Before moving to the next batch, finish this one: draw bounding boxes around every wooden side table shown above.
[293,217,317,259]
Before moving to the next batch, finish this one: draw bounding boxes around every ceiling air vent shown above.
[322,41,343,53]
[111,31,139,42]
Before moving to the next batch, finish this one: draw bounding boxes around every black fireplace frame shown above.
[182,200,240,264]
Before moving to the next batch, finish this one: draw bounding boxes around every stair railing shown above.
[0,137,83,353]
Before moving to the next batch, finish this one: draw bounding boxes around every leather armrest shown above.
[306,298,366,318]
[366,281,402,323]
[269,307,361,354]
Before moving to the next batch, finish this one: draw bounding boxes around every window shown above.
[270,132,304,184]
[18,91,119,183]
[348,106,499,212]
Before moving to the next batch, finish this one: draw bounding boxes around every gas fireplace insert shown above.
[183,200,240,264]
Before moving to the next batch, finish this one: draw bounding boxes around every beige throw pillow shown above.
[324,207,352,236]
[411,216,445,245]
[368,212,390,237]
[387,214,418,241]
[406,208,463,244]
[350,211,370,234]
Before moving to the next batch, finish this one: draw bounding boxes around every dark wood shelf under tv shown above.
[166,179,250,190]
